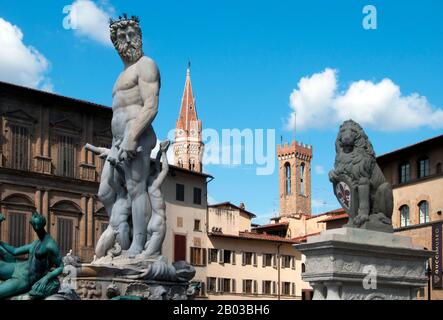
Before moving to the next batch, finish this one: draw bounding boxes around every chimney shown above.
[239,202,245,210]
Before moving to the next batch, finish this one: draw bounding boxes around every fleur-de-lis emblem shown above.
[336,182,351,209]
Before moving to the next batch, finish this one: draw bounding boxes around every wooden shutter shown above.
[273,255,277,268]
[203,248,207,266]
[11,125,30,171]
[262,254,266,267]
[8,212,27,247]
[57,217,73,256]
[242,280,246,294]
[232,251,236,265]
[174,234,187,262]
[254,280,258,294]
[219,249,224,264]
[242,252,245,266]
[291,256,296,269]
[253,253,257,266]
[262,281,265,294]
[232,279,236,293]
[292,283,296,296]
[272,281,276,295]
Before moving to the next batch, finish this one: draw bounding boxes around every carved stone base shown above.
[295,228,432,300]
[71,277,194,300]
[63,256,197,300]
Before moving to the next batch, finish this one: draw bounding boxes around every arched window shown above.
[436,163,442,174]
[400,205,410,227]
[398,162,410,184]
[418,157,430,178]
[419,201,429,224]
[301,263,306,273]
[177,158,183,168]
[285,162,291,195]
[300,163,305,196]
[189,159,195,171]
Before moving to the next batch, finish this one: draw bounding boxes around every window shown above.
[282,255,292,268]
[285,162,291,195]
[262,281,272,295]
[242,252,256,266]
[418,157,430,178]
[8,212,27,247]
[10,125,30,171]
[194,219,201,231]
[177,158,183,168]
[243,280,253,294]
[207,277,217,293]
[223,250,232,264]
[176,184,185,201]
[209,248,218,263]
[282,282,291,296]
[419,201,430,224]
[57,217,74,256]
[399,162,410,184]
[223,279,231,293]
[263,254,273,267]
[217,278,234,293]
[300,163,305,195]
[174,234,186,262]
[302,263,306,273]
[57,135,76,178]
[190,158,195,171]
[190,247,206,266]
[400,205,410,227]
[193,187,202,205]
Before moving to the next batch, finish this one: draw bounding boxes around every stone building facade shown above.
[378,134,443,300]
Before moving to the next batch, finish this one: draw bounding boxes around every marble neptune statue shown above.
[92,14,161,258]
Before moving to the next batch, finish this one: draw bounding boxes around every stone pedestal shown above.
[73,277,193,300]
[63,256,197,300]
[294,228,433,300]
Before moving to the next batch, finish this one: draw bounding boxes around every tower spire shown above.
[173,64,204,172]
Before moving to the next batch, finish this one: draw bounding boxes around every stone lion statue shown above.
[329,120,394,232]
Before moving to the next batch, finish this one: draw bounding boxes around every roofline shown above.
[208,232,297,244]
[377,134,443,162]
[208,202,257,218]
[0,80,111,112]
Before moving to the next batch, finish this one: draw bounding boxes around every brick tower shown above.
[277,141,313,217]
[173,64,204,172]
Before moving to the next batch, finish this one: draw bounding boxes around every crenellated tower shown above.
[277,140,313,217]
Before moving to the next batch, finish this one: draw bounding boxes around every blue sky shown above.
[0,0,442,223]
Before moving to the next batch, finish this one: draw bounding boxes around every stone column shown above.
[87,195,94,247]
[80,195,88,248]
[42,189,50,234]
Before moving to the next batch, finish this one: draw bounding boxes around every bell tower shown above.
[277,140,312,217]
[173,64,204,172]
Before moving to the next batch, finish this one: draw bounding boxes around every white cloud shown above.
[66,0,114,46]
[286,68,443,131]
[315,165,325,175]
[0,18,52,90]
